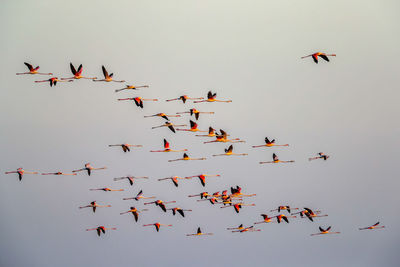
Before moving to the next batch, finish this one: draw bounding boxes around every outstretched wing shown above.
[102,65,109,78]
[319,54,329,62]
[24,62,33,71]
[164,139,170,149]
[70,63,77,75]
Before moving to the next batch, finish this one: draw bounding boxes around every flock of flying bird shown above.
[7,52,385,237]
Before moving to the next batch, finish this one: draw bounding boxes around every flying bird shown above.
[89,187,124,192]
[93,65,125,82]
[115,84,149,92]
[309,152,330,161]
[301,52,336,64]
[204,129,244,144]
[260,153,295,164]
[108,143,142,152]
[196,127,217,137]
[143,223,172,232]
[144,113,181,120]
[359,222,385,231]
[5,168,38,181]
[144,200,176,212]
[123,190,155,201]
[35,77,73,87]
[311,226,340,236]
[79,201,111,213]
[113,176,149,186]
[167,207,192,217]
[185,174,220,187]
[270,206,299,214]
[120,207,148,222]
[41,172,77,176]
[176,120,207,133]
[254,214,276,224]
[166,95,203,103]
[16,62,52,75]
[194,91,232,103]
[212,145,248,157]
[61,63,97,80]
[86,226,117,236]
[118,97,158,108]
[231,225,261,233]
[176,108,214,120]
[168,153,206,162]
[252,137,289,148]
[186,227,213,236]
[158,176,186,187]
[152,121,187,133]
[220,202,255,213]
[150,139,187,153]
[72,163,106,176]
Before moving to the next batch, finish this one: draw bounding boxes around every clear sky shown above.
[1,1,399,266]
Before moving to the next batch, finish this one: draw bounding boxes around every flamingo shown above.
[79,201,111,213]
[193,91,232,103]
[270,206,299,214]
[295,208,328,222]
[108,143,142,152]
[5,168,38,181]
[260,153,295,164]
[176,120,207,133]
[252,137,289,148]
[113,176,149,186]
[86,226,117,236]
[272,214,296,224]
[204,129,244,144]
[60,63,97,80]
[188,192,210,199]
[359,222,385,230]
[227,224,245,231]
[231,226,261,233]
[168,153,206,162]
[144,200,176,212]
[198,197,218,205]
[167,207,192,217]
[41,171,77,176]
[220,202,255,213]
[186,227,213,236]
[301,52,336,64]
[311,226,340,236]
[120,207,148,222]
[144,113,181,120]
[72,163,106,176]
[93,65,125,82]
[196,127,217,137]
[212,145,248,157]
[152,121,187,133]
[309,152,330,161]
[89,187,124,192]
[176,108,215,120]
[123,190,155,201]
[16,62,52,75]
[158,176,186,187]
[115,84,149,93]
[185,174,220,187]
[254,214,276,224]
[166,95,203,103]
[35,77,74,87]
[143,223,172,232]
[118,97,158,108]
[230,186,256,198]
[150,139,187,153]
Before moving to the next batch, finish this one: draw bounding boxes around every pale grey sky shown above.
[1,1,399,266]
